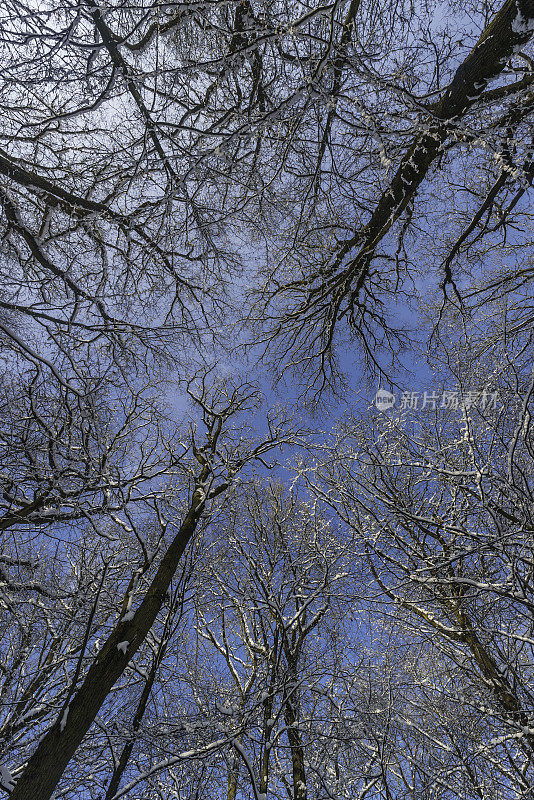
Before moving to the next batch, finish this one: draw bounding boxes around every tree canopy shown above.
[1,1,534,798]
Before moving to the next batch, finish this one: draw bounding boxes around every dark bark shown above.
[9,482,208,800]
[0,148,116,219]
[453,601,534,754]
[370,556,534,755]
[260,631,279,795]
[226,753,240,800]
[302,0,534,326]
[283,658,307,800]
[104,617,170,800]
[346,0,534,264]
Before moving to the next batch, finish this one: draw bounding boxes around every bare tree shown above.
[300,340,534,796]
[3,1,534,798]
[192,479,374,800]
[248,0,534,387]
[5,378,296,800]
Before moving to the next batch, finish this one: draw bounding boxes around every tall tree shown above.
[194,480,364,800]
[7,379,296,800]
[301,337,534,796]
[251,0,534,385]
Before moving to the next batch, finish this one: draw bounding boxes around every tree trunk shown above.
[260,633,279,795]
[10,484,208,800]
[227,753,239,800]
[104,618,172,800]
[283,659,307,800]
[322,0,534,315]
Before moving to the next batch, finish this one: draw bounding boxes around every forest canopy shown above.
[0,0,534,798]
